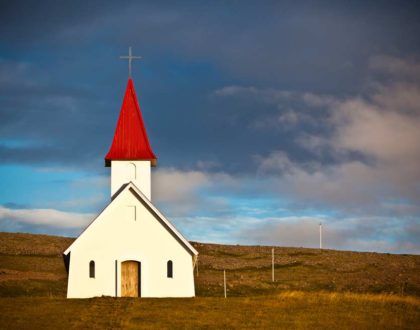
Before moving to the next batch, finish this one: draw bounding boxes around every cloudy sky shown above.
[1,1,419,253]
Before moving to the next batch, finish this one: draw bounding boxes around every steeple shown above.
[105,78,157,167]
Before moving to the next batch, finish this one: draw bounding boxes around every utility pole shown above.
[319,222,323,249]
[272,248,275,282]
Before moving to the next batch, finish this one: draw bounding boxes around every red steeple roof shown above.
[105,79,157,167]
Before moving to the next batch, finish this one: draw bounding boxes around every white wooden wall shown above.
[66,187,195,298]
[111,160,151,200]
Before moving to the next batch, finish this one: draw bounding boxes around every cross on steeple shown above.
[120,46,141,78]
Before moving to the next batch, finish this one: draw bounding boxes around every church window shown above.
[127,163,136,181]
[89,260,95,278]
[167,260,173,278]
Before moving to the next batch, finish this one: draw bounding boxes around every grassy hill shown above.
[0,232,419,329]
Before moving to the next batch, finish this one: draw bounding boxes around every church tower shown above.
[105,78,157,200]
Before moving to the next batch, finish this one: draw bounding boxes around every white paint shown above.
[111,160,151,200]
[65,182,198,298]
[126,205,136,221]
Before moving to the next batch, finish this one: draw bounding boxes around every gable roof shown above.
[105,79,157,167]
[64,182,198,256]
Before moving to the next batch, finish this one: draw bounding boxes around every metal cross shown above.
[120,46,141,77]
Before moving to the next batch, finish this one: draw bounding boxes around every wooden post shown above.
[272,248,274,282]
[319,223,322,249]
[224,270,227,298]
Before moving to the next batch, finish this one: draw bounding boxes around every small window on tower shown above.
[127,163,136,181]
[167,260,173,278]
[89,260,95,278]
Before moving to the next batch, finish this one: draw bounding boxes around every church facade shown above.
[63,77,198,298]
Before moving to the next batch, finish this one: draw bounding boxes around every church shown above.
[63,52,198,298]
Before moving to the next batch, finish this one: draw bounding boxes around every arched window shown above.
[167,260,173,278]
[127,163,136,181]
[89,260,95,278]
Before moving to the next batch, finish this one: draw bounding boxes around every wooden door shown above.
[121,261,140,297]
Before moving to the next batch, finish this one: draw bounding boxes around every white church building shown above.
[63,60,198,298]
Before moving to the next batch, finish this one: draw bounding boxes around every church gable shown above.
[64,182,197,257]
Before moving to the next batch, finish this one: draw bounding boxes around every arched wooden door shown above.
[121,261,141,297]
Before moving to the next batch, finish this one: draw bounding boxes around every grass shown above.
[0,232,419,329]
[0,292,418,329]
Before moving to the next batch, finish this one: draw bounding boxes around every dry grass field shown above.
[0,232,419,329]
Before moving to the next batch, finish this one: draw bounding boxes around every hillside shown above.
[0,232,419,329]
[1,232,419,297]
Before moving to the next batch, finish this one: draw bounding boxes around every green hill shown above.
[0,232,419,329]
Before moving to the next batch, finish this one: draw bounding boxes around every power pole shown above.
[272,248,275,282]
[319,223,323,249]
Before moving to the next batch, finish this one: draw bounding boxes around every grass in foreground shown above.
[0,291,419,329]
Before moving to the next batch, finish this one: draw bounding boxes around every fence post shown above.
[224,269,227,298]
[272,248,275,282]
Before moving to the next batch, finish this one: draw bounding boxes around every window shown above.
[167,260,173,278]
[89,260,95,278]
[127,163,136,181]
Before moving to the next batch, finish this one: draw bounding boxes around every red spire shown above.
[105,79,157,167]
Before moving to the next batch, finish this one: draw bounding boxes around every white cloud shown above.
[153,168,210,203]
[369,55,420,80]
[171,213,420,253]
[53,194,107,210]
[0,206,93,229]
[152,167,237,216]
[196,160,221,171]
[214,85,334,131]
[302,92,338,108]
[329,89,420,200]
[214,85,259,97]
[372,82,420,114]
[251,59,420,212]
[238,216,420,254]
[214,85,292,104]
[239,217,325,248]
[214,85,339,110]
[332,98,420,162]
[255,151,294,174]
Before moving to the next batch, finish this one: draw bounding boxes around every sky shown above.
[1,1,419,254]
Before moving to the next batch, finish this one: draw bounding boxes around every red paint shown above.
[105,79,157,167]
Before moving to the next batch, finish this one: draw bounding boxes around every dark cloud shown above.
[2,1,420,172]
[1,1,420,252]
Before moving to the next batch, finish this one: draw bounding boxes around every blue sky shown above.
[1,1,419,253]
